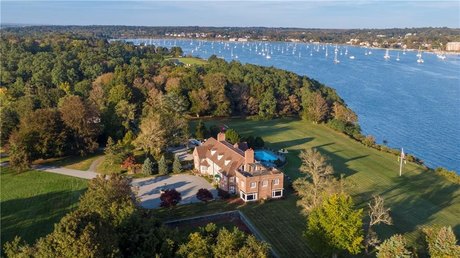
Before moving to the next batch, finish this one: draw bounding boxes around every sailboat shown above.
[417,51,424,63]
[396,52,400,61]
[325,46,328,57]
[437,51,446,60]
[384,49,390,60]
[334,50,340,64]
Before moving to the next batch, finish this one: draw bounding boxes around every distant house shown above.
[193,133,284,202]
[446,42,460,52]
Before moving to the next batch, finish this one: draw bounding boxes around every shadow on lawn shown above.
[352,170,460,241]
[1,190,86,247]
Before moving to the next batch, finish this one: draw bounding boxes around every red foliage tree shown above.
[121,156,136,173]
[160,189,182,208]
[196,188,213,202]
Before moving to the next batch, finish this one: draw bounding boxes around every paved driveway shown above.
[132,174,217,209]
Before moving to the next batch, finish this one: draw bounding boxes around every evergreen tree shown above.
[173,155,182,174]
[376,235,411,258]
[195,120,207,140]
[225,129,240,144]
[423,226,460,257]
[158,155,168,175]
[142,157,154,175]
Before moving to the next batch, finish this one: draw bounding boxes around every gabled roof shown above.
[194,137,245,177]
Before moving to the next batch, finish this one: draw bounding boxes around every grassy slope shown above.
[167,57,208,65]
[0,168,87,246]
[181,118,459,257]
[34,152,103,171]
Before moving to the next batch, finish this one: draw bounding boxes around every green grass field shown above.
[0,168,87,247]
[181,118,460,257]
[167,57,208,65]
[34,152,103,171]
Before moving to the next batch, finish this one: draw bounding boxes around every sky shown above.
[1,1,459,29]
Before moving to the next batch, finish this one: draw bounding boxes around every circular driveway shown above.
[132,174,217,209]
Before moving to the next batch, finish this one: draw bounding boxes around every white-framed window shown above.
[250,182,256,188]
[272,190,283,198]
[240,191,257,202]
[240,191,246,200]
[229,186,235,194]
[262,180,268,187]
[273,178,280,185]
[246,193,257,201]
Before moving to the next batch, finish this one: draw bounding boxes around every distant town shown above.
[2,25,460,52]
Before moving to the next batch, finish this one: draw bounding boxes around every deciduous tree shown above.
[58,95,101,155]
[305,193,364,257]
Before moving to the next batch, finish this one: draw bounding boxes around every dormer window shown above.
[218,154,224,160]
[211,149,217,156]
[224,159,231,166]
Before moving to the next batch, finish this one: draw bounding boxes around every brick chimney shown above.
[244,149,254,172]
[217,132,226,142]
[245,149,254,164]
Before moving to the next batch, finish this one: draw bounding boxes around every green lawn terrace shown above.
[184,117,459,256]
[0,167,88,247]
[166,57,208,66]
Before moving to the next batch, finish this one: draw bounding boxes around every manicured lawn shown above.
[0,167,88,247]
[167,57,208,65]
[184,118,460,257]
[34,152,103,171]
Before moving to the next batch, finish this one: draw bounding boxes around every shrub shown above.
[362,135,376,147]
[254,136,265,148]
[217,188,230,199]
[196,188,213,202]
[160,189,182,208]
[434,167,460,184]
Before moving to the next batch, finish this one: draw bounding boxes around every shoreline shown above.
[116,37,460,55]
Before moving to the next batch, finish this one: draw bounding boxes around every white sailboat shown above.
[334,50,340,64]
[417,51,424,63]
[437,51,446,60]
[384,49,390,60]
[396,52,400,61]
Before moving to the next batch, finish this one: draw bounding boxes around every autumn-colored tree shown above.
[58,95,101,155]
[293,149,339,213]
[121,156,136,173]
[332,102,358,124]
[302,91,329,123]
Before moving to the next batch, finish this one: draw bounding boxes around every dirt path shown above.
[88,156,104,172]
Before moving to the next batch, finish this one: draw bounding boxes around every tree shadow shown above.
[351,171,460,242]
[1,190,86,247]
